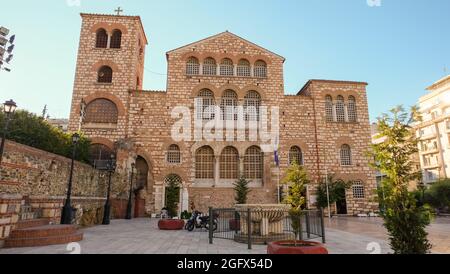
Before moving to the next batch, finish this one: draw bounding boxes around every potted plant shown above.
[158,175,184,230]
[230,176,251,231]
[267,163,328,254]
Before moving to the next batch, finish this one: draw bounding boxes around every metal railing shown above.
[208,207,325,249]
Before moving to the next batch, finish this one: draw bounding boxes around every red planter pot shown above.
[158,219,185,230]
[267,241,328,254]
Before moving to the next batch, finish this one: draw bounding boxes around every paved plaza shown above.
[0,217,448,254]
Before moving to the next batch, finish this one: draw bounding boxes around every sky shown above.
[0,0,449,122]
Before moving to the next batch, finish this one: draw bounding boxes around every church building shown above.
[68,12,378,216]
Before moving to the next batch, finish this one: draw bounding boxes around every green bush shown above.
[424,180,450,212]
[0,110,90,162]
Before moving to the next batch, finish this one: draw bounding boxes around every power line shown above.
[144,67,166,76]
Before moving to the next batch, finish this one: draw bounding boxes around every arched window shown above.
[254,60,267,78]
[167,144,181,164]
[244,146,263,179]
[196,89,215,120]
[237,59,251,77]
[220,90,238,121]
[95,29,108,48]
[347,96,357,122]
[340,144,352,166]
[186,57,200,75]
[220,146,239,179]
[244,91,261,121]
[97,66,113,83]
[336,95,345,122]
[352,181,365,199]
[202,58,217,76]
[220,58,234,76]
[89,144,114,169]
[195,146,214,179]
[325,95,334,122]
[84,98,118,124]
[289,146,303,166]
[110,29,122,48]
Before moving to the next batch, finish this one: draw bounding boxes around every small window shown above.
[110,30,122,48]
[96,29,108,48]
[347,96,357,122]
[167,144,181,164]
[97,66,113,83]
[237,59,251,77]
[340,144,352,166]
[254,60,267,78]
[336,96,345,122]
[220,58,234,76]
[352,181,365,199]
[289,146,304,166]
[203,58,217,76]
[186,57,200,75]
[325,95,333,122]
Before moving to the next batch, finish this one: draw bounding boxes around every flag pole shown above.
[277,165,280,204]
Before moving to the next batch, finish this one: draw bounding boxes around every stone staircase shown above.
[4,205,83,248]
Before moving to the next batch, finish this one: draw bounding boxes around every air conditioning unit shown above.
[0,26,9,37]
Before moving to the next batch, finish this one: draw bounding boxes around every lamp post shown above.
[60,132,80,224]
[125,161,135,220]
[102,154,116,225]
[0,99,17,166]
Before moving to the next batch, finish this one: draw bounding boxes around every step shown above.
[4,232,83,248]
[16,219,50,229]
[9,225,77,239]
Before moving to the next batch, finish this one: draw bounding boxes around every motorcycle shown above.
[185,210,218,231]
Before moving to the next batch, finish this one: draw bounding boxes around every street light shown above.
[125,161,136,220]
[60,132,80,224]
[102,153,116,225]
[0,99,17,166]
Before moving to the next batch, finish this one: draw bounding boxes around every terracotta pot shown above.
[229,219,240,231]
[267,240,328,254]
[158,219,185,230]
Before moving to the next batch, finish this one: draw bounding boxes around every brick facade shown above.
[68,13,378,216]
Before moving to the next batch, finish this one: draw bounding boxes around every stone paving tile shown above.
[0,217,448,254]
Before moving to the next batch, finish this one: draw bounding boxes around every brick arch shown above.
[190,143,219,157]
[191,83,220,99]
[281,140,309,162]
[242,85,267,100]
[252,55,271,65]
[135,149,155,171]
[161,169,188,187]
[83,91,126,117]
[181,52,202,62]
[91,60,119,73]
[218,84,242,98]
[89,137,115,150]
[335,136,355,149]
[90,22,129,35]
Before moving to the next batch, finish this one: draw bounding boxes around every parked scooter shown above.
[185,210,218,231]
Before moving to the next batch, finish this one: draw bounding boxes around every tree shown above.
[316,173,351,211]
[281,162,309,244]
[370,105,432,254]
[0,110,90,162]
[233,176,251,204]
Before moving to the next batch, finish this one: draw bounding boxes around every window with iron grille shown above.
[89,144,113,168]
[202,58,217,76]
[340,144,352,166]
[336,95,345,122]
[186,57,200,75]
[289,146,304,166]
[220,146,239,179]
[196,89,215,120]
[347,96,357,122]
[254,60,267,78]
[110,30,122,48]
[244,146,263,179]
[244,91,261,121]
[220,90,238,121]
[325,95,334,122]
[97,66,113,83]
[195,146,215,179]
[220,58,234,76]
[84,98,118,124]
[237,59,251,77]
[96,29,108,48]
[352,181,365,199]
[167,144,181,164]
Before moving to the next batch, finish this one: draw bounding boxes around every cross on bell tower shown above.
[114,7,123,16]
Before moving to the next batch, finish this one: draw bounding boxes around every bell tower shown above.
[67,10,148,146]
